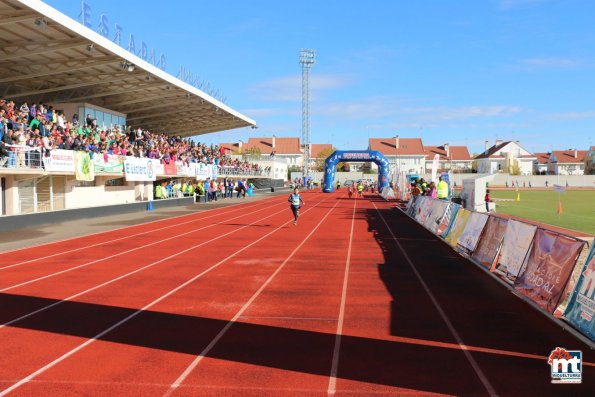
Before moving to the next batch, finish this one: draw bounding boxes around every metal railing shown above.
[1,146,43,169]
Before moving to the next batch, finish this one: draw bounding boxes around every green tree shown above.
[314,147,335,171]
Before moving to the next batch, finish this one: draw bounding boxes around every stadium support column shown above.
[300,48,315,178]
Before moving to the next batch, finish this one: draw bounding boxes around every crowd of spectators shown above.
[0,97,268,177]
[154,177,254,202]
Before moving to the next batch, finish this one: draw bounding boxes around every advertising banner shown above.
[424,200,449,233]
[444,208,471,248]
[416,197,433,225]
[124,157,156,181]
[406,196,419,217]
[74,151,95,182]
[175,161,195,177]
[163,160,176,176]
[514,229,585,313]
[196,162,210,180]
[93,154,124,173]
[494,220,537,284]
[438,203,460,237]
[211,163,219,180]
[457,212,489,252]
[564,245,595,341]
[42,149,75,172]
[431,154,440,182]
[471,216,508,269]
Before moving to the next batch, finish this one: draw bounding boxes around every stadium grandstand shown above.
[0,0,282,217]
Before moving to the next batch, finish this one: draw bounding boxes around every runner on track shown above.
[288,187,305,225]
[348,185,353,199]
[357,181,364,198]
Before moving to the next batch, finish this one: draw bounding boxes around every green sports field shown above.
[491,190,595,235]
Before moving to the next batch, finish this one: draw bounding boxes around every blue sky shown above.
[45,0,594,154]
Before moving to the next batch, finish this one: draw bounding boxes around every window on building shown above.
[105,178,125,186]
[75,180,96,187]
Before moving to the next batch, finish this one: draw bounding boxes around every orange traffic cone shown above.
[557,201,563,215]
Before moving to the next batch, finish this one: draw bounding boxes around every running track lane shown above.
[0,198,289,302]
[333,197,594,396]
[162,193,356,396]
[0,195,303,388]
[0,196,275,265]
[0,191,333,396]
[2,193,595,396]
[0,197,286,287]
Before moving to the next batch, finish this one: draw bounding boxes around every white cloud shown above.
[518,58,582,69]
[316,98,522,122]
[498,0,550,10]
[249,74,352,102]
[239,107,300,117]
[548,110,595,120]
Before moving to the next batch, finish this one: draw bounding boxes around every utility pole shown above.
[299,48,315,178]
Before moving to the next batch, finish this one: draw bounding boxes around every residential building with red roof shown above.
[586,146,595,175]
[368,136,426,175]
[474,140,536,175]
[533,152,550,174]
[547,150,587,175]
[424,144,472,173]
[220,136,304,166]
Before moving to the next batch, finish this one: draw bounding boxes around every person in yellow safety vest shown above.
[357,182,364,198]
[154,183,163,199]
[181,182,188,196]
[160,182,168,199]
[187,183,195,196]
[437,176,449,200]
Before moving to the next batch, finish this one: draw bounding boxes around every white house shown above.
[547,150,587,175]
[221,136,304,167]
[369,136,426,175]
[424,144,472,173]
[474,140,536,175]
[533,153,550,175]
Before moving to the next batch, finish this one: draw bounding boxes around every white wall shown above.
[65,176,136,209]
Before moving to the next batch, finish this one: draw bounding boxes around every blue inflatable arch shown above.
[323,150,391,193]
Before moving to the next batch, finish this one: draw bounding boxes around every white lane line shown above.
[0,200,285,292]
[238,316,337,321]
[372,202,498,397]
[0,198,277,270]
[0,194,331,397]
[0,199,298,331]
[164,196,342,396]
[327,197,357,396]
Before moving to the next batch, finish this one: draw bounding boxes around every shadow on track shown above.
[366,204,595,396]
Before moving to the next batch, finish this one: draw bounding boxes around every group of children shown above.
[347,182,365,199]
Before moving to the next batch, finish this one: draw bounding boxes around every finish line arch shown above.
[323,150,390,193]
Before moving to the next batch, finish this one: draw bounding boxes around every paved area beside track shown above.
[0,188,291,253]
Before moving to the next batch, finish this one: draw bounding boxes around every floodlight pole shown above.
[300,48,315,178]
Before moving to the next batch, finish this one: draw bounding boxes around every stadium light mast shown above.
[300,48,315,178]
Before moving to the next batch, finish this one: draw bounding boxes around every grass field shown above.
[491,190,595,235]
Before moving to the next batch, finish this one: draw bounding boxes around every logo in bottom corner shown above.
[548,347,582,384]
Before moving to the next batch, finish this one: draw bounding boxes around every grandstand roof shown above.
[0,0,255,137]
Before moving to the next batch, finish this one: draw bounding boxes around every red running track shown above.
[0,191,593,396]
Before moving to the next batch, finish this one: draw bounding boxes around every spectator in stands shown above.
[0,140,8,166]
